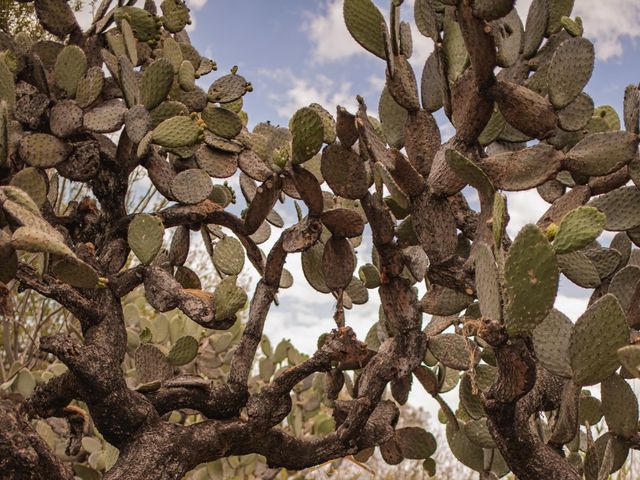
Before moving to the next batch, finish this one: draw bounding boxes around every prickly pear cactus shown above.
[1,1,640,480]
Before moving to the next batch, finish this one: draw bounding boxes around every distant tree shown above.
[1,1,640,480]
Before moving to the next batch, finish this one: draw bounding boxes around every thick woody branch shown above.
[478,319,579,480]
[0,400,73,480]
[15,263,98,323]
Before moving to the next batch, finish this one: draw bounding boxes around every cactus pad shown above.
[569,294,629,386]
[128,213,164,265]
[152,115,202,149]
[504,224,559,336]
[290,107,324,165]
[54,45,87,97]
[548,37,594,108]
[135,343,173,383]
[474,243,501,321]
[532,308,573,378]
[19,134,70,168]
[141,58,174,110]
[171,169,212,204]
[212,236,245,275]
[321,143,369,199]
[343,0,387,60]
[566,131,638,177]
[167,335,199,366]
[589,186,640,231]
[553,206,605,254]
[428,333,479,371]
[201,105,243,140]
[601,373,638,438]
[213,275,247,321]
[84,99,127,133]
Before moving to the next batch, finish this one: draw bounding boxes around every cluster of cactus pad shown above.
[1,0,640,479]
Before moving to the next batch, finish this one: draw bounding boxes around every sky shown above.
[174,0,640,413]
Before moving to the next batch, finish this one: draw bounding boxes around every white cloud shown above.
[186,0,207,11]
[517,0,640,61]
[302,0,370,63]
[258,68,358,118]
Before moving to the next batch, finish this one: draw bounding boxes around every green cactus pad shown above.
[608,266,640,313]
[212,236,245,275]
[443,7,469,82]
[322,236,355,291]
[593,105,620,131]
[302,242,330,293]
[141,58,174,110]
[459,373,485,419]
[195,145,238,179]
[290,107,324,165]
[566,131,638,177]
[11,226,74,258]
[478,106,506,146]
[309,103,336,145]
[492,192,507,248]
[343,0,387,60]
[152,115,201,148]
[478,144,563,192]
[421,285,473,316]
[51,256,99,289]
[83,99,127,133]
[446,422,484,472]
[601,373,638,438]
[464,418,496,448]
[558,92,594,131]
[167,335,199,366]
[618,345,640,378]
[161,0,191,33]
[589,186,640,231]
[474,243,501,321]
[492,9,523,68]
[150,100,189,128]
[201,105,243,140]
[446,149,494,199]
[359,263,381,289]
[178,60,195,91]
[569,294,629,386]
[504,224,559,336]
[395,427,437,460]
[75,67,104,109]
[583,246,622,280]
[118,56,139,107]
[19,133,70,168]
[548,37,594,109]
[0,57,14,112]
[120,18,138,65]
[420,51,444,113]
[10,168,48,208]
[171,169,213,205]
[547,0,575,35]
[414,0,439,40]
[532,308,573,378]
[553,207,605,254]
[523,0,548,58]
[114,7,160,42]
[321,143,369,200]
[135,343,173,384]
[379,87,407,149]
[428,333,479,371]
[208,74,250,103]
[213,275,247,321]
[128,213,164,265]
[557,251,601,288]
[472,0,513,21]
[54,45,87,97]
